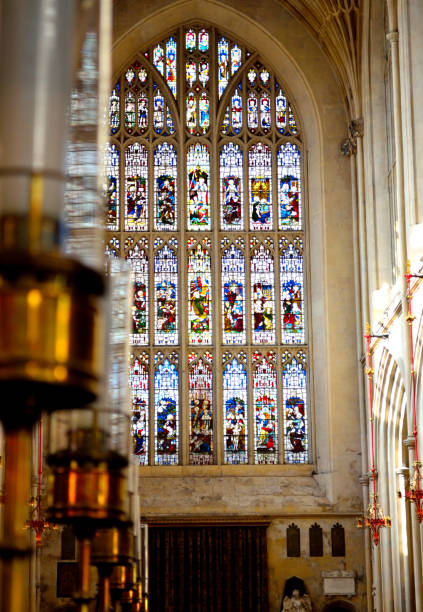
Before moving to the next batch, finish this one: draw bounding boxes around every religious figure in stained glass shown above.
[189,352,213,464]
[156,281,176,335]
[280,240,304,343]
[222,177,241,226]
[223,355,248,464]
[154,354,179,464]
[130,354,149,465]
[166,38,177,97]
[126,177,147,228]
[282,280,303,337]
[138,95,148,131]
[278,144,301,229]
[253,352,278,463]
[156,176,175,227]
[187,144,210,229]
[154,240,178,345]
[283,354,308,463]
[105,143,119,230]
[109,84,120,133]
[251,179,271,225]
[107,26,309,467]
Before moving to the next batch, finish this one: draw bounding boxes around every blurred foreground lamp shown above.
[47,258,131,610]
[0,1,107,611]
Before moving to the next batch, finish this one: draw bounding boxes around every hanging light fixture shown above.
[401,261,423,521]
[357,323,391,545]
[25,419,58,546]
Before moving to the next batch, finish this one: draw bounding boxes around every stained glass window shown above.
[105,144,119,231]
[282,351,308,463]
[106,26,310,467]
[280,237,304,344]
[187,144,210,230]
[154,238,178,345]
[221,238,246,344]
[249,143,272,231]
[154,352,179,465]
[154,143,177,231]
[166,37,177,98]
[109,83,120,134]
[130,353,149,465]
[278,143,301,230]
[250,238,276,344]
[125,143,148,231]
[126,237,149,346]
[220,142,243,230]
[187,237,212,345]
[253,351,278,464]
[189,351,213,464]
[223,353,248,464]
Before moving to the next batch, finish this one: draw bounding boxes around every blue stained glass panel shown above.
[199,93,210,133]
[223,356,248,464]
[249,143,272,231]
[154,355,179,465]
[198,29,209,52]
[153,44,164,75]
[231,45,242,75]
[280,241,304,343]
[283,355,308,463]
[278,143,302,230]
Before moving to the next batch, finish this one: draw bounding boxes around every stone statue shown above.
[281,589,312,611]
[280,577,312,612]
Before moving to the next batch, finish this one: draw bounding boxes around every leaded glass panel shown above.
[106,25,309,467]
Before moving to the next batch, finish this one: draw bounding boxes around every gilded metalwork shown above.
[47,464,127,526]
[0,250,105,426]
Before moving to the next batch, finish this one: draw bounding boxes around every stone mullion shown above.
[179,25,189,466]
[208,26,220,466]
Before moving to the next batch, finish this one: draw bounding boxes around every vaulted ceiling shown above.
[282,0,361,116]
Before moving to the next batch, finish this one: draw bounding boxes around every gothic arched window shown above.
[106,25,309,467]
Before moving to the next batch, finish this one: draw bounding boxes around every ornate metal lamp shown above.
[400,261,423,521]
[0,2,106,611]
[357,324,391,545]
[46,258,131,611]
